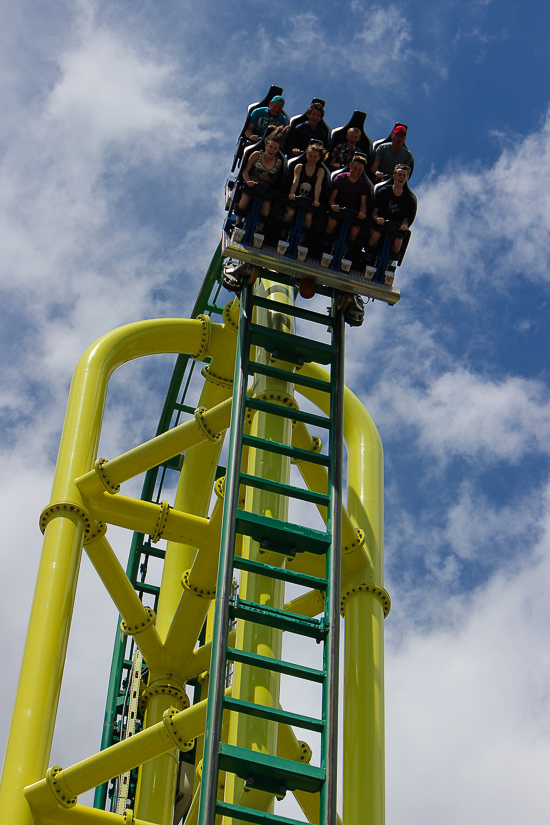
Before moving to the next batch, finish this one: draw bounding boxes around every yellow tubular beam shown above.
[24,695,215,813]
[283,589,325,619]
[84,493,219,551]
[75,397,232,500]
[183,781,202,825]
[292,420,373,572]
[299,363,386,825]
[342,390,386,825]
[84,531,163,671]
[135,310,237,825]
[180,629,237,684]
[39,805,159,824]
[0,317,221,825]
[161,495,224,673]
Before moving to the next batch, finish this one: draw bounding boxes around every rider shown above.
[370,125,413,181]
[244,96,288,143]
[367,164,415,258]
[281,142,327,237]
[236,126,289,233]
[286,103,328,157]
[324,155,371,247]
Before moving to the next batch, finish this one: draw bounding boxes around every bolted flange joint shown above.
[120,605,156,636]
[94,457,120,494]
[191,314,212,362]
[214,476,225,499]
[291,435,323,464]
[46,765,76,809]
[40,501,92,539]
[83,520,107,545]
[340,583,391,618]
[194,407,222,443]
[139,682,189,715]
[245,392,299,428]
[182,569,216,599]
[151,500,170,543]
[201,363,233,388]
[297,740,313,763]
[342,527,366,555]
[223,298,240,333]
[162,706,195,752]
[122,811,135,824]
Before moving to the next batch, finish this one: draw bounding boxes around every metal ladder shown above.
[199,273,345,825]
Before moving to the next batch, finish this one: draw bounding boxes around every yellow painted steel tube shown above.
[24,696,212,812]
[299,363,386,825]
[84,532,163,671]
[84,493,219,551]
[39,805,159,824]
[291,420,360,552]
[0,317,221,825]
[180,629,237,684]
[160,496,224,674]
[132,693,182,825]
[341,390,385,825]
[76,397,233,500]
[135,315,237,824]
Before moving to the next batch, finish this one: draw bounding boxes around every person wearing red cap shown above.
[370,125,413,181]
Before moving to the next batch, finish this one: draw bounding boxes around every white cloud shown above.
[370,367,550,463]
[245,4,444,88]
[411,107,550,289]
[386,480,550,825]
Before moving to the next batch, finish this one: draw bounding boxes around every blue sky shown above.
[1,1,550,823]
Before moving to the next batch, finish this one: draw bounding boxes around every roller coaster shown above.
[0,85,410,825]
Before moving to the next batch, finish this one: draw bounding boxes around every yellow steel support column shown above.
[342,391,386,825]
[134,305,238,825]
[0,317,227,825]
[298,366,387,825]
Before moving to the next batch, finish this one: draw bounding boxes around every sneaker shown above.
[222,261,254,294]
[344,294,364,327]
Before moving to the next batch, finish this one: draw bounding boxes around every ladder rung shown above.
[235,510,331,556]
[242,433,330,467]
[204,302,226,315]
[217,743,325,795]
[215,801,307,825]
[223,697,324,732]
[230,598,327,641]
[253,295,334,327]
[239,473,330,507]
[172,402,195,415]
[226,647,325,683]
[140,544,166,560]
[247,359,332,394]
[234,555,328,591]
[249,324,335,366]
[246,397,331,429]
[133,582,160,597]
